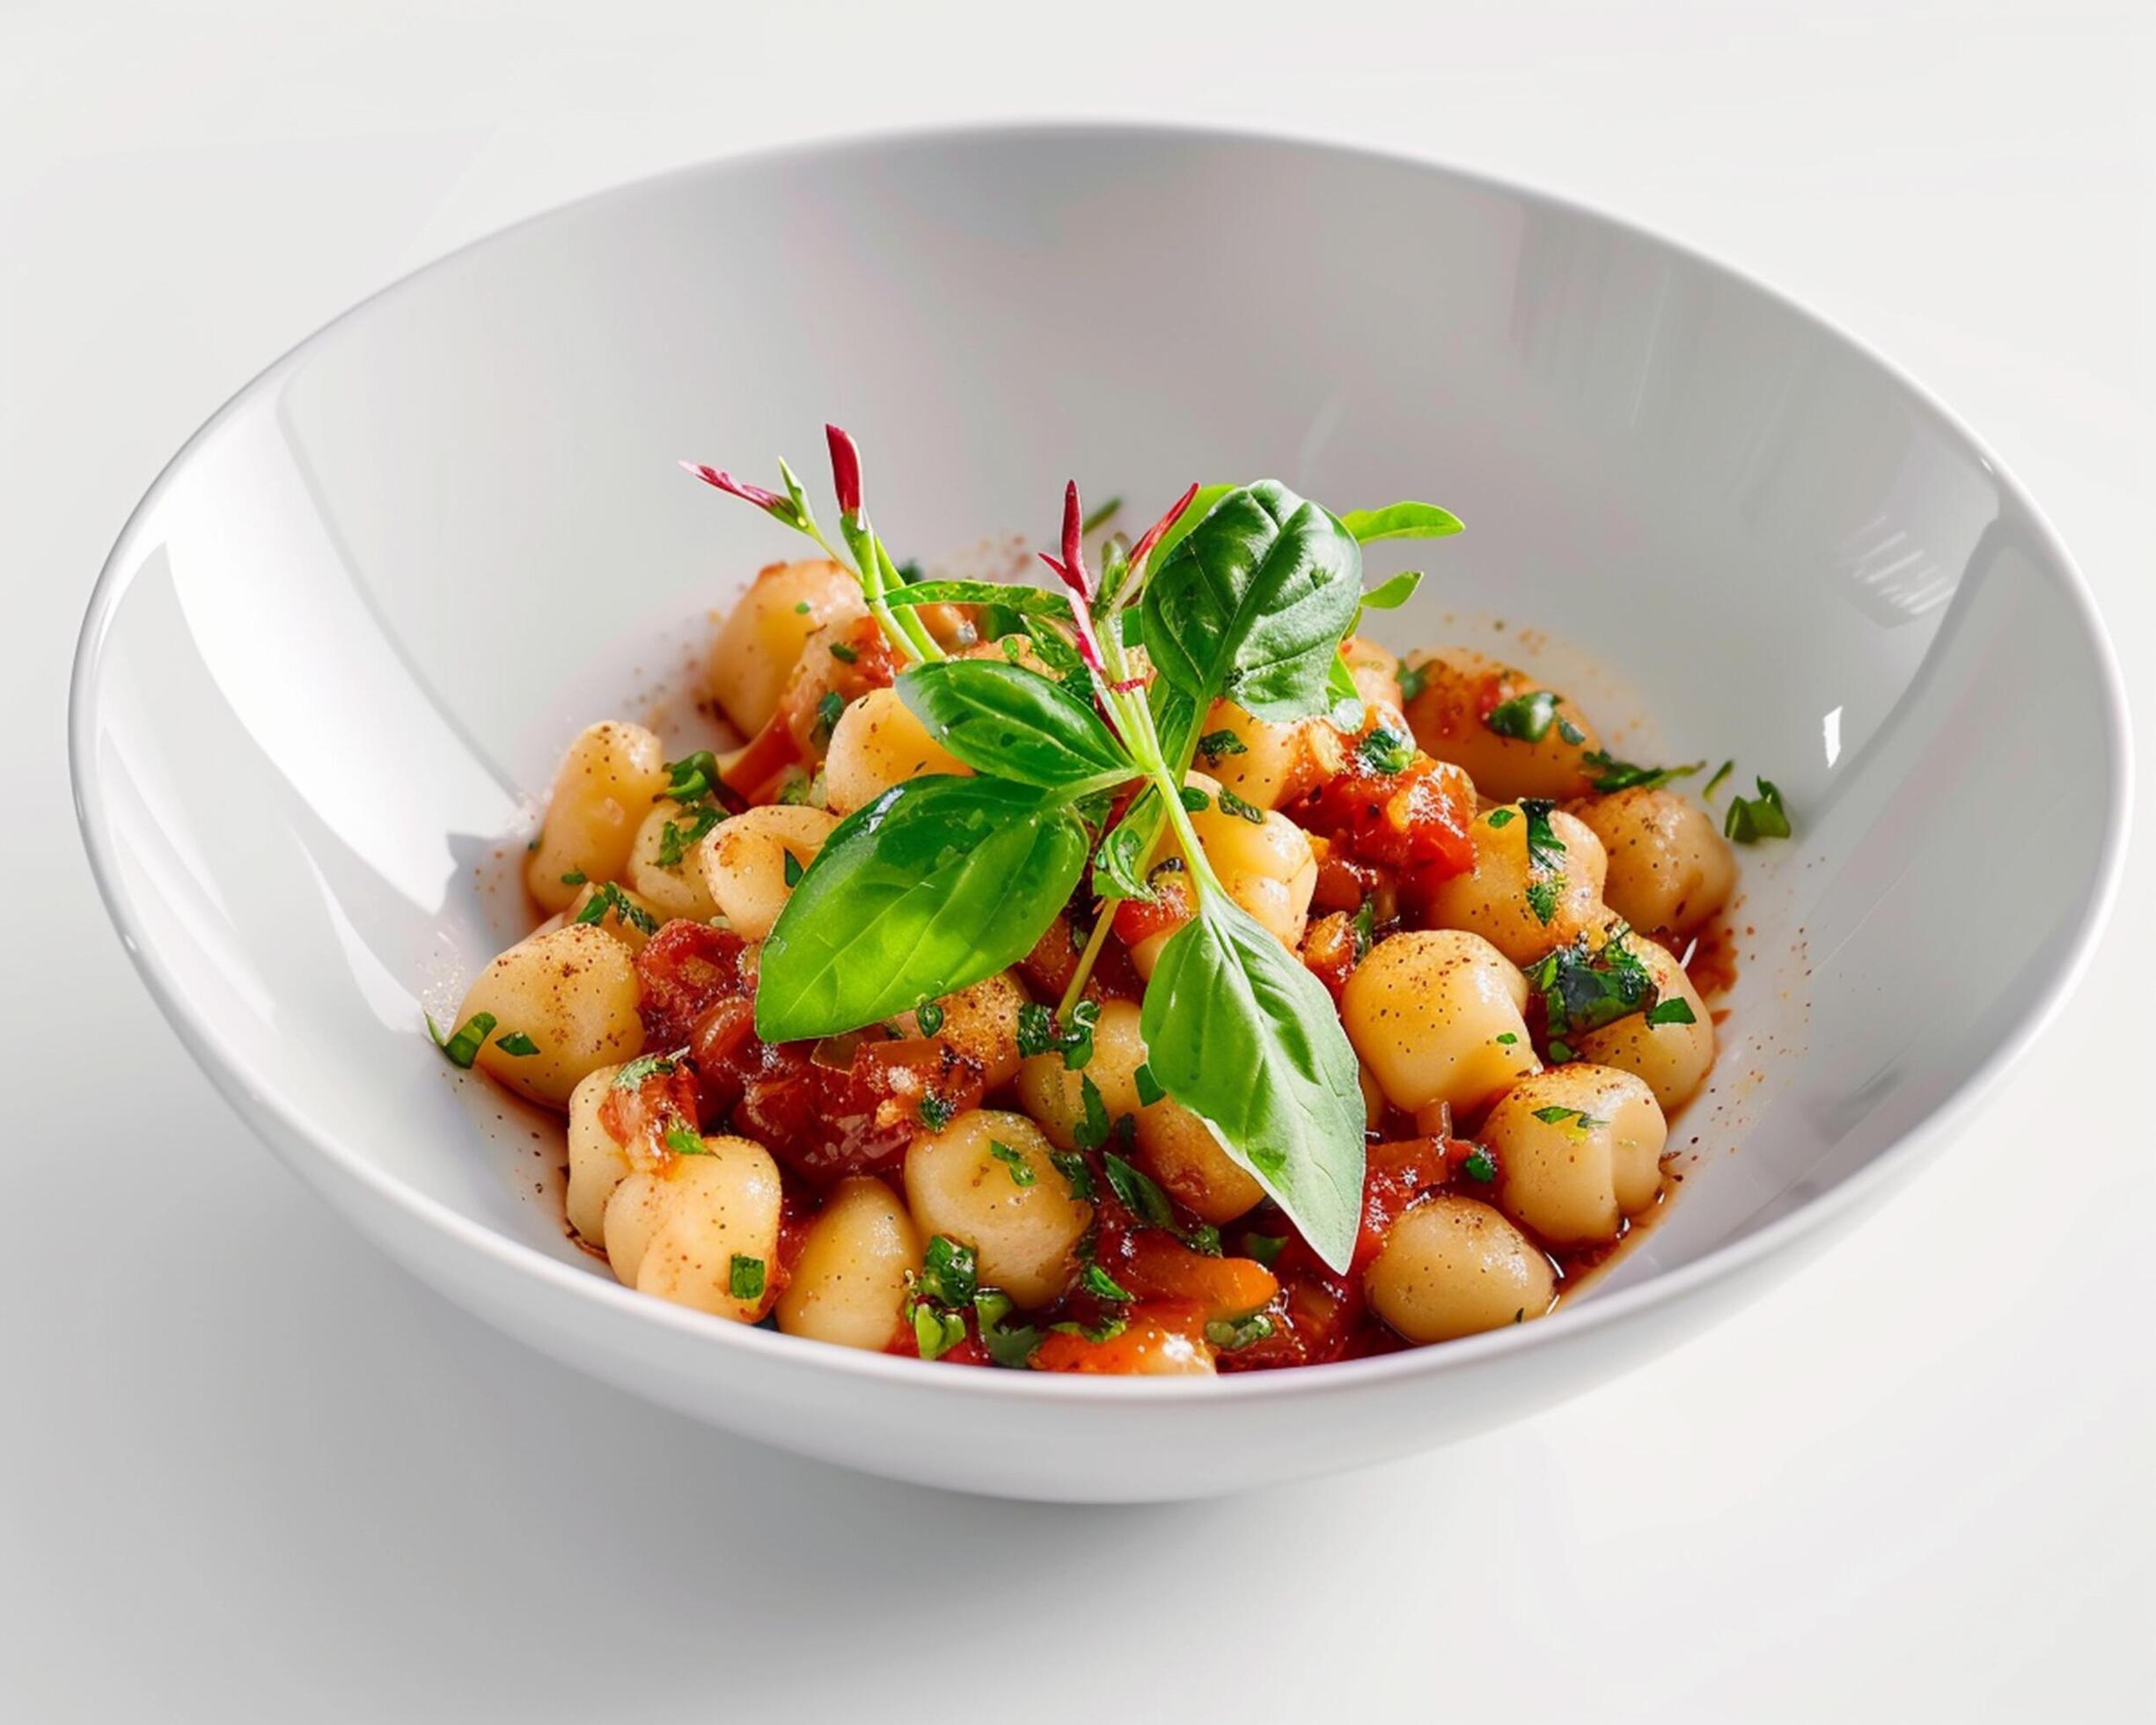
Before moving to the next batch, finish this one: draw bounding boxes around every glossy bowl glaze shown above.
[70,126,2128,1500]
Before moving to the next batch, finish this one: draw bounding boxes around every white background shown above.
[5,3,2151,1718]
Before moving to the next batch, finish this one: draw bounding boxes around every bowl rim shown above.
[70,119,2134,1405]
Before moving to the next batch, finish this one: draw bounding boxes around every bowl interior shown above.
[75,129,2124,1400]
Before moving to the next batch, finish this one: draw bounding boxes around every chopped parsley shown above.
[559,870,587,886]
[575,879,659,936]
[1177,785,1211,813]
[1531,1105,1608,1132]
[1526,925,1658,1040]
[916,1235,979,1308]
[1351,895,1377,959]
[1074,1073,1113,1151]
[1494,1031,1518,1046]
[660,750,722,804]
[1397,660,1431,701]
[1484,688,1560,743]
[1357,724,1414,775]
[827,641,858,664]
[988,1140,1037,1187]
[1195,729,1248,763]
[1703,760,1734,802]
[1460,1148,1496,1183]
[1051,1317,1129,1345]
[655,804,723,869]
[1485,807,1517,829]
[1243,1234,1288,1268]
[812,689,845,744]
[913,1304,967,1361]
[728,1255,766,1301]
[1080,1263,1135,1303]
[1520,797,1566,924]
[781,849,804,887]
[1724,778,1792,842]
[914,1000,945,1036]
[1016,999,1099,1070]
[918,1091,957,1132]
[1580,749,1704,794]
[1215,786,1265,825]
[494,1030,540,1058]
[1104,1151,1176,1229]
[438,1011,495,1068]
[793,600,812,615]
[1646,996,1698,1027]
[974,1290,1043,1368]
[1555,715,1587,746]
[1205,1311,1275,1352]
[1050,1149,1095,1200]
[663,1120,708,1156]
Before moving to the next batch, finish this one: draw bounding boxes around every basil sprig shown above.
[696,445,1461,1272]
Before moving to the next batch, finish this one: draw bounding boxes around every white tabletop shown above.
[6,4,2150,1717]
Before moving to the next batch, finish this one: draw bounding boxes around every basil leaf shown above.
[1338,502,1464,544]
[897,660,1133,792]
[882,580,1074,620]
[1141,481,1363,723]
[757,776,1089,1039]
[1138,896,1367,1272]
[1358,569,1425,610]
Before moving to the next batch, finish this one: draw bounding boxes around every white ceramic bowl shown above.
[71,126,2128,1501]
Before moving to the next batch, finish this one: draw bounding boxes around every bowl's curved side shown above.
[70,124,2131,1500]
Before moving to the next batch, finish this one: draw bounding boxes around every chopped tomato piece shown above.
[635,920,753,1050]
[1030,1309,1214,1376]
[1105,1230,1279,1320]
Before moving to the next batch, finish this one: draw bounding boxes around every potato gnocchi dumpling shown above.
[444,461,1750,1373]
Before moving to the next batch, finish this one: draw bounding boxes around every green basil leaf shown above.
[1138,896,1367,1272]
[897,660,1133,792]
[882,580,1074,620]
[1324,650,1367,731]
[1142,481,1364,724]
[1338,502,1464,544]
[1358,569,1425,610]
[1137,481,1238,572]
[758,775,1089,1039]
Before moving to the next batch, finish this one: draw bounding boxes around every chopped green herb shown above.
[782,850,804,888]
[794,601,812,615]
[912,1303,967,1361]
[1555,716,1587,746]
[828,641,859,664]
[1104,1152,1176,1230]
[1195,729,1248,763]
[1133,1061,1165,1108]
[914,1000,945,1036]
[1646,996,1699,1027]
[1016,999,1100,1070]
[1050,1149,1095,1200]
[1520,797,1566,924]
[728,1255,766,1301]
[424,1012,447,1047]
[575,880,660,936]
[1703,760,1735,802]
[1074,1074,1113,1151]
[559,870,587,886]
[1580,750,1705,794]
[494,1030,540,1058]
[1494,1031,1518,1046]
[1080,1263,1135,1303]
[988,1140,1038,1187]
[1548,1038,1576,1063]
[1177,785,1210,813]
[812,689,845,744]
[439,1011,496,1068]
[974,1290,1043,1368]
[1484,689,1560,744]
[1050,1317,1129,1345]
[918,1091,957,1132]
[1724,778,1792,843]
[1531,1105,1608,1132]
[1215,786,1265,825]
[1357,725,1414,775]
[916,1235,979,1308]
[654,804,723,869]
[1397,661,1431,702]
[663,1120,708,1156]
[1461,1148,1496,1183]
[1351,895,1377,959]
[1526,925,1658,1039]
[1187,1222,1223,1257]
[1485,807,1517,829]
[1205,1311,1275,1351]
[660,750,722,804]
